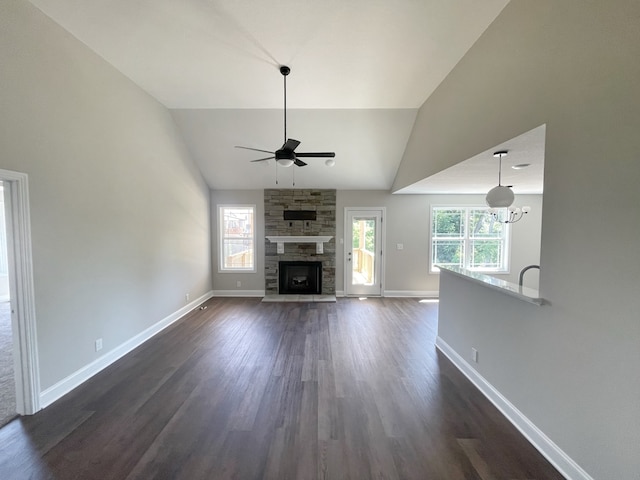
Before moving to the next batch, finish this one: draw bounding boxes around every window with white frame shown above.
[430,206,509,273]
[218,205,255,272]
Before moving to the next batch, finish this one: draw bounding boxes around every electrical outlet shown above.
[236,280,241,288]
[472,348,478,363]
[95,338,103,352]
[397,243,404,250]
[185,293,190,302]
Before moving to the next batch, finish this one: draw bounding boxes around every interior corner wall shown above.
[210,190,265,293]
[336,191,542,294]
[0,1,212,392]
[393,1,640,478]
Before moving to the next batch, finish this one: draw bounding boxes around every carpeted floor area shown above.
[0,301,17,428]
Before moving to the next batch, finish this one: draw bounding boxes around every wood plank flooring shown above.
[0,298,564,479]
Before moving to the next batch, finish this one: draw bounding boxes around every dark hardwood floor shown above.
[0,297,563,479]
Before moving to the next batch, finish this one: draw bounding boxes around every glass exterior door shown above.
[346,209,382,296]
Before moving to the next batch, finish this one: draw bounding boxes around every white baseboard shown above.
[39,290,214,409]
[212,290,265,297]
[336,290,438,298]
[384,290,439,298]
[435,337,593,480]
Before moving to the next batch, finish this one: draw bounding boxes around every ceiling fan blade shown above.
[250,156,275,162]
[295,152,336,158]
[240,67,336,172]
[235,146,274,155]
[282,138,301,152]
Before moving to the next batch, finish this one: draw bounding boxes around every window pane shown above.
[469,239,503,269]
[220,206,255,271]
[352,219,376,252]
[430,206,509,273]
[432,240,464,267]
[469,209,504,237]
[223,208,254,238]
[223,238,254,269]
[433,209,464,237]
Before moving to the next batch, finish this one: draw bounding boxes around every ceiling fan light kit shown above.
[235,65,336,173]
[486,150,530,224]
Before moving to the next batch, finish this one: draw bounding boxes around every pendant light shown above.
[486,151,514,208]
[486,150,530,224]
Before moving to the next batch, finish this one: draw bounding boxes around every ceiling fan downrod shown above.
[280,65,290,145]
[234,63,335,172]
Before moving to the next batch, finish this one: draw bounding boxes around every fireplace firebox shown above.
[279,261,322,295]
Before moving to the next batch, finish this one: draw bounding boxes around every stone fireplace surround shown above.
[264,189,336,295]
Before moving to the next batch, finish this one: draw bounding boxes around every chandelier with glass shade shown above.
[485,150,530,223]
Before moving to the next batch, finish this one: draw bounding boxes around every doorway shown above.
[345,208,384,296]
[0,170,40,420]
[0,183,15,426]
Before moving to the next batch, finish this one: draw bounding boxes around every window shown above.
[430,206,509,273]
[218,205,255,272]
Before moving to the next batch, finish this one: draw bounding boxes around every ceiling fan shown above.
[235,65,336,168]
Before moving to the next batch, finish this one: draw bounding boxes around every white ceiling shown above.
[396,124,546,194]
[27,0,542,192]
[171,109,418,190]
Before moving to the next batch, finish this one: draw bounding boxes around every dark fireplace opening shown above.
[279,261,322,295]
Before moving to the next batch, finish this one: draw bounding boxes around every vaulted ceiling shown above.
[27,0,544,192]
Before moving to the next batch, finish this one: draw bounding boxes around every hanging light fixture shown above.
[486,150,530,223]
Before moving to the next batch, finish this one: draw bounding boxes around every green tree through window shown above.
[431,207,509,272]
[352,219,375,252]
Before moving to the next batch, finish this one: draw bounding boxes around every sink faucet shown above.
[519,265,540,287]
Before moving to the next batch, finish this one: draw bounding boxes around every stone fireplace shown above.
[264,189,336,295]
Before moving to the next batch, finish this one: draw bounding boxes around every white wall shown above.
[0,1,211,391]
[396,1,640,478]
[336,191,542,293]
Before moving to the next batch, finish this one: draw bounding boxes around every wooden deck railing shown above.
[353,248,374,283]
[225,250,253,268]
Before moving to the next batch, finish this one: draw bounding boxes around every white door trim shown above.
[344,207,386,296]
[2,169,40,415]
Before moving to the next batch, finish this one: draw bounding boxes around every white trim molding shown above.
[435,337,594,480]
[266,235,333,254]
[217,204,257,273]
[383,290,439,298]
[344,207,386,297]
[40,290,214,409]
[1,169,40,415]
[212,290,265,297]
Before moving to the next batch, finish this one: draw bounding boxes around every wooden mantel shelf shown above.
[266,236,333,254]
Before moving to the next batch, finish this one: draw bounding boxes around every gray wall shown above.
[336,191,542,293]
[211,190,265,293]
[397,1,640,478]
[0,1,212,390]
[210,189,542,295]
